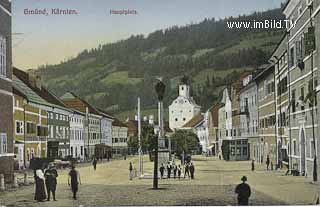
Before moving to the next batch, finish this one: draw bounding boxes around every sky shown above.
[12,0,286,70]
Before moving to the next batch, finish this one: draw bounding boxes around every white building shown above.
[222,88,232,140]
[169,84,201,131]
[69,111,85,160]
[112,119,128,157]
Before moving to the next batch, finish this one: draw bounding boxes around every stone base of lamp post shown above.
[158,149,170,166]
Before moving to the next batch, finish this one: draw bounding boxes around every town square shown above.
[1,0,320,206]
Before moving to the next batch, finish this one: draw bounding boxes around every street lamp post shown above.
[154,78,166,189]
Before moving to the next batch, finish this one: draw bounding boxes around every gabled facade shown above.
[284,0,320,177]
[0,0,14,181]
[169,84,201,131]
[112,118,128,157]
[60,92,102,159]
[207,104,219,156]
[69,110,85,160]
[13,68,72,160]
[182,113,208,153]
[256,65,277,165]
[240,74,259,161]
[12,77,49,169]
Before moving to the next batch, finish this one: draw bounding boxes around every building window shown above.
[0,35,6,77]
[293,140,297,156]
[183,118,186,121]
[16,121,24,135]
[0,133,7,154]
[289,47,295,68]
[175,118,178,122]
[292,89,296,114]
[301,87,305,111]
[27,122,36,134]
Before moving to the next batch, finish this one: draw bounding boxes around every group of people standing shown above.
[159,161,195,180]
[34,163,81,202]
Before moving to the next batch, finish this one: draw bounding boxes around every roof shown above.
[112,118,128,127]
[253,64,275,82]
[13,67,69,110]
[182,113,204,128]
[208,104,219,127]
[97,108,115,120]
[60,92,101,116]
[282,0,291,12]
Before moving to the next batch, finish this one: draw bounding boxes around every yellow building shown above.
[13,76,49,169]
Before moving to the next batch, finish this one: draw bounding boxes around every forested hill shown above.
[35,7,285,120]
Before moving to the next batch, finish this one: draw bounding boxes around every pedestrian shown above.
[129,162,133,180]
[68,165,81,200]
[177,165,181,179]
[271,161,274,171]
[93,158,97,171]
[177,165,182,179]
[167,162,172,179]
[173,164,177,179]
[251,160,255,171]
[160,164,165,179]
[266,155,270,171]
[189,162,195,179]
[34,165,47,202]
[235,176,251,206]
[44,163,58,201]
[184,163,190,179]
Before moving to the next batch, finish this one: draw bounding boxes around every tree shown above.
[127,124,157,159]
[170,130,200,159]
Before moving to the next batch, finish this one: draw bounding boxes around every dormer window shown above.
[181,87,184,90]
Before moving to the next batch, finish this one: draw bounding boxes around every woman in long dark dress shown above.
[34,167,47,202]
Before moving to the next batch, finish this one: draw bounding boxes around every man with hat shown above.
[235,176,251,205]
[44,163,58,201]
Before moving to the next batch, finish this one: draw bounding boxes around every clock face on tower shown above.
[178,99,184,104]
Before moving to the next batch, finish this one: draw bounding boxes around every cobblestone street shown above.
[0,156,319,206]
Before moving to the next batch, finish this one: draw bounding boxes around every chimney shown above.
[28,74,42,90]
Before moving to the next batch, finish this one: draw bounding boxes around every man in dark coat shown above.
[68,165,81,200]
[189,162,195,179]
[44,163,58,201]
[251,160,255,171]
[235,176,251,205]
[184,163,190,179]
[177,165,181,179]
[167,162,171,179]
[173,164,177,179]
[266,155,270,170]
[159,164,165,179]
[93,158,97,171]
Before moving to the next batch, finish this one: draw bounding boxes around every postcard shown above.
[0,0,319,206]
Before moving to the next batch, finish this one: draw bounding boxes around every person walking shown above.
[160,164,165,179]
[184,163,190,179]
[189,162,195,179]
[167,162,172,179]
[44,163,58,201]
[34,165,46,202]
[235,176,251,206]
[266,155,270,171]
[177,165,181,179]
[93,158,97,171]
[68,165,81,200]
[251,160,255,171]
[129,162,133,180]
[173,164,177,179]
